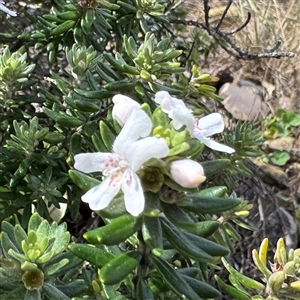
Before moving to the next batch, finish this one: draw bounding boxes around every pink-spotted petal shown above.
[82,178,120,210]
[122,171,144,216]
[74,153,110,173]
[195,135,235,153]
[113,108,152,153]
[124,137,169,171]
[196,113,225,136]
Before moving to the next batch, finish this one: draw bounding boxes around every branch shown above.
[169,1,294,61]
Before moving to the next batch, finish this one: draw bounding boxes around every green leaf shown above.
[69,170,100,192]
[136,278,155,300]
[160,218,213,262]
[43,108,84,128]
[70,132,82,156]
[183,195,241,214]
[198,186,228,198]
[24,289,42,300]
[28,213,43,232]
[100,120,116,151]
[215,275,251,300]
[201,159,231,176]
[53,280,87,298]
[44,258,69,275]
[43,282,71,300]
[271,150,290,166]
[68,244,115,267]
[182,275,221,298]
[150,255,202,300]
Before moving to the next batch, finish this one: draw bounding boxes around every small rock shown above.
[219,83,269,121]
[263,137,300,157]
[253,159,288,186]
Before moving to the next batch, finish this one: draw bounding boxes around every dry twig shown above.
[170,0,294,60]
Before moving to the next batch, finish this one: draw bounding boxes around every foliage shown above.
[0,213,84,299]
[261,108,300,166]
[263,109,300,140]
[216,238,300,300]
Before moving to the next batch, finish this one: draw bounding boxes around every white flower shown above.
[0,1,17,16]
[170,159,206,188]
[154,91,194,133]
[112,94,141,126]
[193,113,235,154]
[154,92,235,154]
[74,108,169,216]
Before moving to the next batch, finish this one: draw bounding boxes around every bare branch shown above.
[216,0,233,31]
[267,40,281,53]
[226,12,251,35]
[203,0,211,33]
[170,1,294,61]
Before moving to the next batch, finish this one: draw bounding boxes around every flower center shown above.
[103,154,132,187]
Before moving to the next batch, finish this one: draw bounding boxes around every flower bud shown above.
[290,280,300,291]
[112,94,140,126]
[268,270,285,292]
[283,261,296,276]
[169,159,206,188]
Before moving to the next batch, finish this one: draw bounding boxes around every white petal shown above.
[112,94,140,126]
[113,108,152,153]
[154,91,170,106]
[124,137,169,171]
[156,92,185,113]
[171,109,194,133]
[122,171,144,216]
[196,113,225,136]
[154,91,194,133]
[196,135,235,153]
[74,153,110,173]
[82,178,120,210]
[0,3,17,16]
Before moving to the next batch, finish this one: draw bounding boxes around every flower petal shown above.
[112,94,141,126]
[154,91,194,133]
[195,135,235,153]
[122,171,144,216]
[154,91,170,105]
[196,113,225,136]
[0,2,17,16]
[124,137,169,171]
[74,153,110,173]
[113,108,152,153]
[82,178,120,210]
[171,109,194,133]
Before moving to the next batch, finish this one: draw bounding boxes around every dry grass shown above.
[233,0,300,108]
[219,0,300,112]
[184,0,300,112]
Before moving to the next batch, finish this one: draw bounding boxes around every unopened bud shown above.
[283,261,296,276]
[234,210,250,217]
[290,280,300,291]
[268,270,285,292]
[169,159,206,188]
